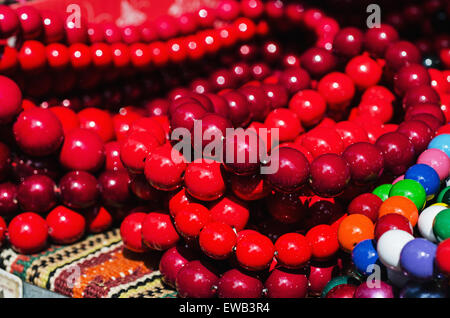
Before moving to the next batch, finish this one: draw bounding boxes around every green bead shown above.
[433,208,450,242]
[437,186,450,205]
[320,275,360,298]
[389,179,427,211]
[372,184,393,201]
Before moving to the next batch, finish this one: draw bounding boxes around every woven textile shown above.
[0,229,177,298]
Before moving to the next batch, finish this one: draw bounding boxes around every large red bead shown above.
[142,212,179,251]
[46,206,85,244]
[184,159,225,201]
[8,212,48,254]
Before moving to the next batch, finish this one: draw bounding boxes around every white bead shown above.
[418,204,447,242]
[377,229,414,271]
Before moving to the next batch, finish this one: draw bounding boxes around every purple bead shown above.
[0,182,18,216]
[354,281,394,298]
[59,171,99,209]
[217,269,263,298]
[17,174,56,213]
[400,238,437,280]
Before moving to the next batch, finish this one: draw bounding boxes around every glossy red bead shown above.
[326,284,356,298]
[385,41,421,71]
[317,72,355,110]
[300,47,336,77]
[403,85,440,109]
[264,108,303,142]
[69,43,92,69]
[345,54,383,90]
[159,245,194,288]
[217,269,263,298]
[98,170,131,207]
[278,67,311,94]
[264,268,308,298]
[275,233,311,268]
[185,159,225,201]
[141,212,179,251]
[394,64,431,95]
[60,128,105,172]
[120,212,148,253]
[348,193,382,223]
[0,182,18,216]
[342,142,384,184]
[59,171,98,209]
[120,130,160,173]
[261,83,289,110]
[0,75,22,124]
[45,43,69,69]
[436,238,450,276]
[333,27,364,57]
[18,40,46,71]
[375,132,415,175]
[210,196,249,231]
[16,6,42,39]
[0,5,19,37]
[239,85,270,122]
[374,213,413,241]
[199,222,237,259]
[86,206,113,233]
[78,108,114,142]
[176,260,218,298]
[41,10,64,43]
[8,212,48,254]
[397,120,434,154]
[223,128,261,175]
[305,224,339,260]
[310,154,350,197]
[364,24,399,57]
[46,206,85,244]
[235,232,274,271]
[301,127,344,157]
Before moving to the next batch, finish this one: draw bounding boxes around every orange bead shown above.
[337,214,374,252]
[378,196,418,227]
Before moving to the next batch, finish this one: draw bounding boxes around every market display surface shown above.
[0,0,449,298]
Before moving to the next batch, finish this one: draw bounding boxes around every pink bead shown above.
[417,148,450,180]
[392,175,405,184]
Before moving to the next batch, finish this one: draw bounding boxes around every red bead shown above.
[141,212,179,251]
[90,43,112,68]
[120,212,147,252]
[199,222,237,259]
[364,24,399,57]
[129,43,151,68]
[0,215,5,246]
[149,41,169,67]
[45,43,69,69]
[288,89,326,127]
[103,141,124,171]
[239,85,270,122]
[121,25,140,44]
[333,27,364,57]
[8,212,48,254]
[46,206,85,244]
[308,264,335,296]
[41,10,64,43]
[436,238,450,276]
[113,108,143,141]
[275,233,311,268]
[64,17,88,44]
[171,102,207,131]
[221,90,251,127]
[0,5,19,37]
[229,173,270,201]
[120,130,160,173]
[278,67,311,94]
[196,7,216,28]
[397,120,434,154]
[86,206,113,233]
[300,47,336,77]
[375,132,415,175]
[78,108,114,142]
[264,268,308,298]
[144,144,186,191]
[262,83,289,110]
[334,121,369,148]
[176,260,218,298]
[305,224,339,260]
[59,171,98,209]
[342,142,384,184]
[18,40,46,71]
[139,21,158,43]
[110,43,130,68]
[69,43,91,69]
[326,284,356,298]
[345,54,382,90]
[60,128,105,172]
[241,0,264,18]
[394,64,431,96]
[403,85,440,110]
[210,196,249,231]
[16,6,42,39]
[264,108,303,142]
[405,103,445,125]
[385,41,421,71]
[13,108,63,156]
[177,12,197,35]
[348,193,382,223]
[185,35,206,60]
[154,15,178,40]
[358,99,393,124]
[217,269,263,298]
[374,213,413,241]
[0,182,18,216]
[159,245,194,287]
[310,154,350,197]
[174,203,210,238]
[0,46,18,73]
[301,127,344,157]
[185,159,225,201]
[102,22,121,43]
[317,72,355,110]
[98,170,130,207]
[223,129,262,175]
[0,75,22,124]
[265,147,310,193]
[235,232,274,271]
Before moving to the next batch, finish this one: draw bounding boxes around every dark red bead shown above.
[41,10,64,43]
[264,269,308,298]
[278,67,311,94]
[262,83,289,110]
[217,269,263,298]
[267,192,307,224]
[405,103,445,124]
[403,85,440,109]
[0,142,10,182]
[333,27,364,57]
[385,41,421,71]
[326,284,356,298]
[300,47,337,78]
[397,120,434,154]
[17,174,56,213]
[98,170,131,207]
[221,90,251,127]
[0,182,18,216]
[59,171,98,209]
[239,85,270,122]
[171,102,207,131]
[394,64,431,95]
[176,260,219,298]
[310,154,350,197]
[199,113,232,148]
[375,132,415,175]
[159,245,195,288]
[104,141,125,172]
[265,147,310,193]
[223,128,261,175]
[342,142,384,184]
[348,193,383,223]
[364,24,399,57]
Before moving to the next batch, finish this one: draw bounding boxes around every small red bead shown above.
[262,83,289,110]
[46,206,85,244]
[375,132,416,175]
[235,232,274,271]
[217,268,263,298]
[222,90,251,127]
[18,40,46,71]
[90,43,112,68]
[210,196,249,231]
[364,24,399,57]
[317,72,355,110]
[301,47,336,78]
[149,41,169,67]
[121,25,140,44]
[41,10,64,43]
[305,224,339,260]
[120,130,160,173]
[241,0,264,18]
[60,128,105,172]
[142,212,179,251]
[45,43,69,69]
[69,43,92,69]
[185,159,225,201]
[289,89,326,127]
[110,43,130,68]
[174,203,210,238]
[374,213,413,241]
[301,126,344,157]
[199,222,237,259]
[86,206,113,233]
[0,5,19,37]
[8,212,48,254]
[345,54,383,90]
[278,67,311,94]
[120,212,148,252]
[78,108,114,142]
[275,233,311,268]
[264,108,303,142]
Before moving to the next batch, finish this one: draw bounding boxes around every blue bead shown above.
[428,134,450,158]
[400,238,437,280]
[352,239,380,276]
[405,164,441,196]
